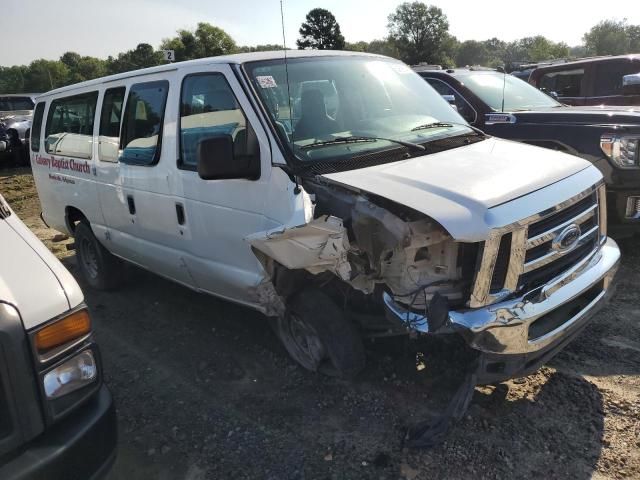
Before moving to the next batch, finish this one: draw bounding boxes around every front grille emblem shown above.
[553,224,581,252]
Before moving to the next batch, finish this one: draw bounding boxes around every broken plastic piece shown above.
[247,215,351,280]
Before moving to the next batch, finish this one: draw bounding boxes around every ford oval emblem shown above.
[552,224,581,252]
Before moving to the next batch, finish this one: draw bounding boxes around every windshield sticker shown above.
[256,75,278,88]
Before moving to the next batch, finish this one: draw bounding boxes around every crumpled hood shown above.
[322,137,598,242]
[513,105,640,127]
[0,198,83,329]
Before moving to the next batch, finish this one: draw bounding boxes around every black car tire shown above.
[75,222,123,290]
[274,288,366,378]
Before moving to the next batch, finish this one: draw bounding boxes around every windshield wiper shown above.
[300,135,425,152]
[411,122,486,137]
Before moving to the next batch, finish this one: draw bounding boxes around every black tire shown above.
[75,222,123,290]
[274,288,366,378]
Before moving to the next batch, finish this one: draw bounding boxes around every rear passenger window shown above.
[30,102,45,152]
[539,69,584,97]
[98,87,126,162]
[45,92,98,159]
[593,61,640,96]
[120,81,169,165]
[179,74,255,169]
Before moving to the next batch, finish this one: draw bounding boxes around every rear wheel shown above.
[75,222,123,290]
[274,289,366,378]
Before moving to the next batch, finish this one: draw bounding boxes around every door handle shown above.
[176,203,185,225]
[127,195,136,215]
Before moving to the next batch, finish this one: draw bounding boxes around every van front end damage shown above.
[246,176,620,447]
[247,179,470,330]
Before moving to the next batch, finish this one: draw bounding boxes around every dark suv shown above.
[415,68,640,235]
[528,55,640,106]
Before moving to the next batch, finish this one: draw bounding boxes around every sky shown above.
[1,0,638,66]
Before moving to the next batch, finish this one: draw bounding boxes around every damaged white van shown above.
[31,51,620,381]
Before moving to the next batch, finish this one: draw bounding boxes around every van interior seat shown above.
[294,89,337,140]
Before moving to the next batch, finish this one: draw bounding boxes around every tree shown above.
[0,66,28,93]
[387,2,449,65]
[456,40,490,66]
[23,60,69,91]
[583,19,637,55]
[161,23,237,61]
[297,8,345,50]
[237,44,286,53]
[60,52,107,83]
[106,43,163,75]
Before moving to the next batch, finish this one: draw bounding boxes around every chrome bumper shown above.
[383,237,620,355]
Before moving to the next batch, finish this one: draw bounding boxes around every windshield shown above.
[0,97,34,111]
[457,72,561,111]
[245,56,474,164]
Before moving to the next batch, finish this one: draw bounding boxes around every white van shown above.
[30,50,620,381]
[0,195,115,479]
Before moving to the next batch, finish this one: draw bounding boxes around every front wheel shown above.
[75,222,123,290]
[274,289,366,378]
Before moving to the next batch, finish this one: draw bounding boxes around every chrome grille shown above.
[471,183,606,308]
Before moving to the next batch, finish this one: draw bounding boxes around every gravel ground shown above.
[2,167,639,480]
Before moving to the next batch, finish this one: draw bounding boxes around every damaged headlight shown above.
[601,134,640,168]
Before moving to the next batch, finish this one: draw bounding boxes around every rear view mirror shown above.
[622,73,640,95]
[197,135,260,180]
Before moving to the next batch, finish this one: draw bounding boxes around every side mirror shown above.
[441,94,458,112]
[197,135,260,180]
[622,73,640,95]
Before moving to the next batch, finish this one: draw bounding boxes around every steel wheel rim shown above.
[284,312,327,371]
[80,238,99,279]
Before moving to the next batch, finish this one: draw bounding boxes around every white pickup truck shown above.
[0,194,116,479]
[29,50,620,382]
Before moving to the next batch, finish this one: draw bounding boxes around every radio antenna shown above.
[280,0,300,193]
[501,64,506,112]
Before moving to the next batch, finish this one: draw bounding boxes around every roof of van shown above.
[37,50,388,99]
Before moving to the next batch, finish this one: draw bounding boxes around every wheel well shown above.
[65,206,88,234]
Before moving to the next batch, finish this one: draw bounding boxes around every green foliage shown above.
[236,44,286,53]
[160,23,237,61]
[106,43,163,75]
[297,8,345,50]
[387,2,449,65]
[583,19,640,55]
[23,59,69,92]
[344,38,401,58]
[0,16,638,95]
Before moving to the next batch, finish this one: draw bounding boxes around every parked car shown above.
[0,94,38,166]
[528,55,640,106]
[31,51,619,386]
[0,194,116,479]
[415,68,640,235]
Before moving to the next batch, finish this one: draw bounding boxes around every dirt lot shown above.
[2,167,639,479]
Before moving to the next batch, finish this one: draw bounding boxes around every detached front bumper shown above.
[384,238,620,376]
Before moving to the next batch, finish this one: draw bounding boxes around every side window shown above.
[44,91,98,159]
[98,87,126,162]
[30,102,45,152]
[120,81,169,165]
[179,73,258,171]
[425,78,477,124]
[593,61,640,96]
[540,69,584,97]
